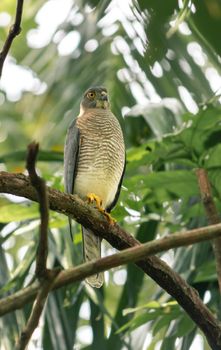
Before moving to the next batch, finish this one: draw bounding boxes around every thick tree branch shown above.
[1,171,221,349]
[0,0,24,78]
[26,143,49,278]
[196,168,221,293]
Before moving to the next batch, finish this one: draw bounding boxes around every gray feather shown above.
[64,119,80,239]
[106,155,126,213]
[64,119,80,193]
[82,226,104,288]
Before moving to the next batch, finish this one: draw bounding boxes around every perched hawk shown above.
[64,86,125,288]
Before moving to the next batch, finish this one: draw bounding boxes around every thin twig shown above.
[26,143,49,278]
[196,168,221,293]
[16,271,59,350]
[1,172,221,349]
[0,0,24,77]
[16,143,57,350]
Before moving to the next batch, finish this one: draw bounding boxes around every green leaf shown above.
[175,314,195,338]
[125,170,199,204]
[0,202,39,223]
[194,260,217,283]
[153,314,177,336]
[204,144,221,169]
[116,310,161,334]
[123,300,178,316]
[117,301,179,334]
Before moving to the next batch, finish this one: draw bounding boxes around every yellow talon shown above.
[87,193,116,225]
[101,210,116,225]
[87,193,103,209]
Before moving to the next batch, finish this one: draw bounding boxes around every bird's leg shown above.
[87,193,103,209]
[102,211,116,225]
[87,193,116,225]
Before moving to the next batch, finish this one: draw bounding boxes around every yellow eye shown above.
[87,91,95,99]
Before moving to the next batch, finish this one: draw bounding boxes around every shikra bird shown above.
[64,86,125,288]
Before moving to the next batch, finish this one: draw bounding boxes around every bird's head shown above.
[80,86,110,111]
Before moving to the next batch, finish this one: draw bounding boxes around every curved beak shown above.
[101,95,108,101]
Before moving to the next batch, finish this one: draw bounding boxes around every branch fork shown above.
[16,142,60,350]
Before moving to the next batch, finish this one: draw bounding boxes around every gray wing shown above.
[64,119,80,239]
[106,154,126,213]
[64,118,80,194]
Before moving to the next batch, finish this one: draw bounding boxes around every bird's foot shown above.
[99,209,116,225]
[87,193,116,225]
[87,193,103,210]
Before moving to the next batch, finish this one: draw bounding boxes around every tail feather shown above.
[82,226,104,288]
[68,217,73,241]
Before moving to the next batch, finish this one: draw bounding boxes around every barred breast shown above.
[74,108,125,209]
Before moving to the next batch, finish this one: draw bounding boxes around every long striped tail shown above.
[82,226,104,288]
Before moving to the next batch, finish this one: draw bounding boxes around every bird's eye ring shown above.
[87,92,95,99]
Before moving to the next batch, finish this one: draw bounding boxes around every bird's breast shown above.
[74,110,125,208]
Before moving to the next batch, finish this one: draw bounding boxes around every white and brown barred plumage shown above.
[64,87,125,288]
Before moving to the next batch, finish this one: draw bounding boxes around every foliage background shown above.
[0,0,221,349]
